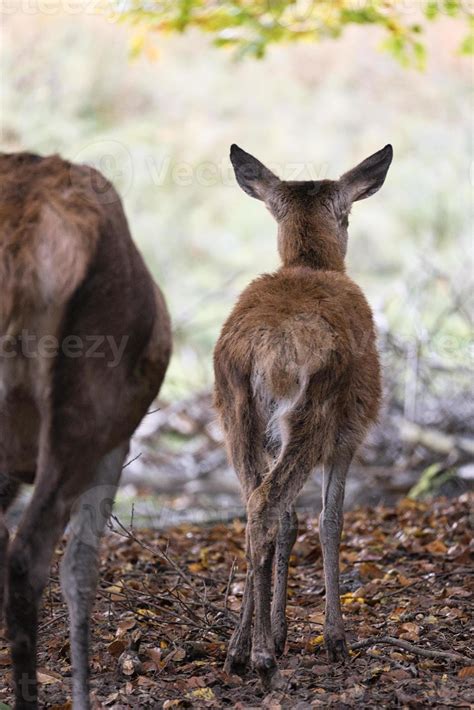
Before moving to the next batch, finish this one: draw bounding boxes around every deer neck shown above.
[277,220,345,272]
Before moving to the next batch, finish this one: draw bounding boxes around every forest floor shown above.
[0,494,473,709]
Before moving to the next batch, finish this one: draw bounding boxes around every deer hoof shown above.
[325,635,348,663]
[224,648,250,676]
[252,650,280,689]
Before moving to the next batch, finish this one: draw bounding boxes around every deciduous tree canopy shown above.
[120,0,473,66]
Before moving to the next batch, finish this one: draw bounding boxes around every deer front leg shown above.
[271,506,298,657]
[319,450,352,662]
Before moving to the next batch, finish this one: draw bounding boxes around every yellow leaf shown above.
[105,582,125,601]
[129,32,145,58]
[341,592,354,601]
[185,687,215,701]
[137,608,157,619]
[341,591,365,605]
[199,547,210,568]
[309,635,324,647]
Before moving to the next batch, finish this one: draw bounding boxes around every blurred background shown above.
[1,3,472,525]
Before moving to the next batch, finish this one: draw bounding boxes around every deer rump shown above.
[0,153,167,478]
[217,271,368,467]
[0,153,102,338]
[250,313,345,456]
[0,154,106,476]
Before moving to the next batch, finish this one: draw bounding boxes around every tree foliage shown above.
[119,0,473,66]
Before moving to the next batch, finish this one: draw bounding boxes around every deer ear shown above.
[341,144,393,202]
[230,144,280,201]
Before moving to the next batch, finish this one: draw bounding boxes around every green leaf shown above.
[460,33,474,54]
[413,40,427,70]
[425,1,440,20]
[116,0,472,66]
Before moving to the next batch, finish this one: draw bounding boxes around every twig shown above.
[39,611,68,631]
[282,657,302,697]
[351,636,470,663]
[382,566,473,598]
[122,452,142,470]
[109,514,236,624]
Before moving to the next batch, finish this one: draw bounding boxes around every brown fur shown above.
[214,144,392,688]
[0,151,171,708]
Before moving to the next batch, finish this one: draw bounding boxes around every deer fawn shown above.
[214,144,392,688]
[0,152,171,709]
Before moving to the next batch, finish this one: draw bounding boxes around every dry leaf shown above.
[107,639,126,657]
[458,666,474,678]
[359,562,384,580]
[37,669,62,685]
[185,687,215,701]
[425,540,448,555]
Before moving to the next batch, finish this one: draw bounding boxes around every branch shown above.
[351,635,470,663]
[395,417,474,457]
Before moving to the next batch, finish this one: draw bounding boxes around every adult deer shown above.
[0,152,171,708]
[214,144,392,689]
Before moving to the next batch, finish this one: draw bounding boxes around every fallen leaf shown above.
[308,611,325,625]
[359,562,384,580]
[116,619,136,637]
[107,639,126,657]
[185,687,215,701]
[425,540,447,555]
[104,582,125,600]
[147,646,162,670]
[458,666,474,678]
[37,669,62,685]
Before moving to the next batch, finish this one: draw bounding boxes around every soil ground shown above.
[0,494,472,708]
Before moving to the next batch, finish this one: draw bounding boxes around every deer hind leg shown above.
[224,531,255,675]
[271,505,298,657]
[0,474,20,622]
[247,428,316,689]
[225,483,267,676]
[319,447,353,662]
[60,442,128,710]
[220,381,266,676]
[7,481,70,709]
